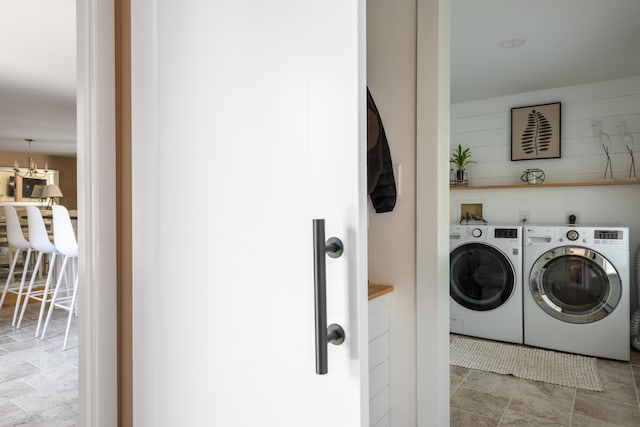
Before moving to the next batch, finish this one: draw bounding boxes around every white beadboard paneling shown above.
[452,128,508,148]
[368,294,391,426]
[373,413,390,427]
[451,99,507,119]
[452,111,507,133]
[369,359,390,398]
[569,94,640,121]
[468,144,512,163]
[368,304,391,342]
[451,76,640,185]
[561,138,608,157]
[369,332,390,370]
[368,292,392,312]
[369,386,390,427]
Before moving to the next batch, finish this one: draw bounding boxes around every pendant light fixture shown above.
[13,138,48,178]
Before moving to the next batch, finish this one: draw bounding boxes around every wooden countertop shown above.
[368,283,394,301]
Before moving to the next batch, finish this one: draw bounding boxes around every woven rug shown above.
[450,335,603,391]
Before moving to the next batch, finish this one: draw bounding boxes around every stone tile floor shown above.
[451,338,640,426]
[6,303,640,426]
[0,303,77,426]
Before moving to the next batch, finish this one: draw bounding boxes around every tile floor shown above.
[450,337,640,426]
[0,303,78,426]
[6,303,640,426]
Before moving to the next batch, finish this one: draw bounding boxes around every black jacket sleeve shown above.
[367,88,397,213]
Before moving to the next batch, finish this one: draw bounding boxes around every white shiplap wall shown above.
[449,75,640,311]
[451,76,640,186]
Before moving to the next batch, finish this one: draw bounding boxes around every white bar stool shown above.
[41,205,78,350]
[0,206,34,326]
[17,206,59,336]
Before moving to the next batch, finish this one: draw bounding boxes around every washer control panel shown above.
[495,228,518,239]
[471,228,482,238]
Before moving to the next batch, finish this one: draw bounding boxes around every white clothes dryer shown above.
[450,224,523,344]
[523,225,630,361]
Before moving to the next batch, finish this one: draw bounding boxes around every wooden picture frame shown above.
[511,102,561,161]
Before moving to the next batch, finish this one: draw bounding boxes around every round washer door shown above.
[529,246,621,324]
[450,242,516,311]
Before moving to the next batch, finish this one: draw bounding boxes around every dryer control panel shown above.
[555,227,628,247]
[594,229,624,241]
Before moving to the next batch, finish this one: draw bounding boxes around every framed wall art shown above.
[511,102,561,161]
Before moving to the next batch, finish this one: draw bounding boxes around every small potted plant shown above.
[450,144,475,186]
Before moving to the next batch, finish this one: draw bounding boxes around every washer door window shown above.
[450,243,515,311]
[530,247,621,324]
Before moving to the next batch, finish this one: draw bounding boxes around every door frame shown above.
[416,0,450,425]
[77,0,118,425]
[76,0,453,424]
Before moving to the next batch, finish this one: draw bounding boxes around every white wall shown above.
[452,76,640,186]
[450,76,640,310]
[367,0,417,425]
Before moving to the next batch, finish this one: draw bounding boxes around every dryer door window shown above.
[529,247,621,324]
[450,243,515,311]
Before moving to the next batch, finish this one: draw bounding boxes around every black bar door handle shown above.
[312,219,345,375]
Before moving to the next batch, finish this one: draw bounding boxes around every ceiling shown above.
[0,0,76,156]
[1,1,639,156]
[451,0,640,103]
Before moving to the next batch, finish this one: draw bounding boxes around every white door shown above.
[130,1,367,426]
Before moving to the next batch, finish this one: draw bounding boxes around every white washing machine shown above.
[450,224,523,344]
[523,225,630,361]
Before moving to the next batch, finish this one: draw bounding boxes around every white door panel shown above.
[131,1,367,426]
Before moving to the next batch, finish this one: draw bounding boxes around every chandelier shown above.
[13,138,48,178]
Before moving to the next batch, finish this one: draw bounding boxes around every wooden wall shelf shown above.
[450,180,640,191]
[368,283,394,301]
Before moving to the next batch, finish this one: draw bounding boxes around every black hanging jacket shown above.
[367,88,397,213]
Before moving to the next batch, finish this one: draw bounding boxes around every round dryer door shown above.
[529,246,621,324]
[450,243,515,311]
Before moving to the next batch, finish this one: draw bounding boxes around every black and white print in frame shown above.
[511,102,561,161]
